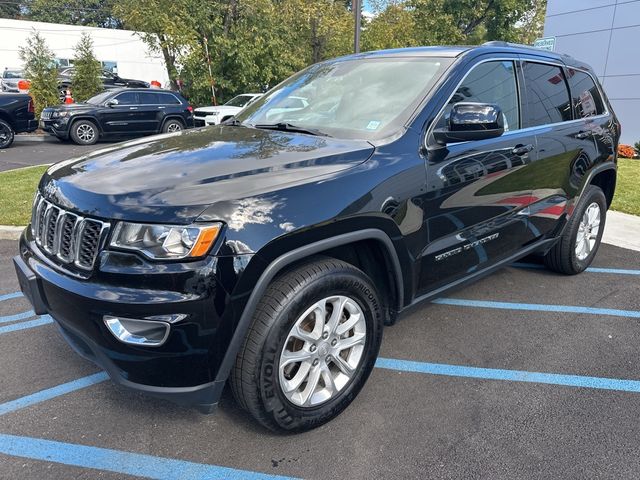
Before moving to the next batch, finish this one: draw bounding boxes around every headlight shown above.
[52,111,70,118]
[110,222,222,260]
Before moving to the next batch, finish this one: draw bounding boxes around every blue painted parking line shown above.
[0,316,53,335]
[0,291,22,302]
[433,298,640,318]
[0,372,108,416]
[512,262,640,275]
[0,433,300,480]
[376,357,640,393]
[0,310,35,324]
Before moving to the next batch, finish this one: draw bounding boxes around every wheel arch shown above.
[213,229,405,388]
[588,165,616,208]
[69,115,103,134]
[160,115,185,132]
[0,110,15,128]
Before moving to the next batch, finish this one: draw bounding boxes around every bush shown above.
[19,30,59,118]
[618,144,635,159]
[72,33,103,103]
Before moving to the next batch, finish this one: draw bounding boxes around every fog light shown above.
[104,316,170,347]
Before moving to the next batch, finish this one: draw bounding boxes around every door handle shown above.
[512,144,534,156]
[576,131,591,139]
[129,107,138,110]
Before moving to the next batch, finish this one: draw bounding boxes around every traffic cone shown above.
[64,89,74,104]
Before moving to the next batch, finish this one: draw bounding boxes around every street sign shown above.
[533,37,556,51]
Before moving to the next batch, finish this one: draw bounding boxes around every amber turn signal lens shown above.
[190,225,221,257]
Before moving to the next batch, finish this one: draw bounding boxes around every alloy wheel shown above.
[575,202,601,261]
[76,124,95,142]
[278,295,367,408]
[166,122,182,133]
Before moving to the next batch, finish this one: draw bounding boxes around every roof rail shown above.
[481,40,576,61]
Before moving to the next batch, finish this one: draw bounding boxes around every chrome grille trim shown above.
[31,193,109,271]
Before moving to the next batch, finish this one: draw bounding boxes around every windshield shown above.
[86,91,112,105]
[3,70,22,79]
[236,57,451,139]
[225,95,256,107]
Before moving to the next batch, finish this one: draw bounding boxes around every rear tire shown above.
[544,185,607,274]
[162,119,183,133]
[230,258,384,432]
[0,119,15,149]
[70,119,99,145]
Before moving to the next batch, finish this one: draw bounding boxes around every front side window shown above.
[114,92,138,105]
[436,60,520,132]
[522,62,572,127]
[567,69,605,118]
[236,57,452,140]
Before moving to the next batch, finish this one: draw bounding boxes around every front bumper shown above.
[13,229,243,412]
[40,118,71,139]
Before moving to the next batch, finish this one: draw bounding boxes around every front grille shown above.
[41,110,52,120]
[193,111,207,118]
[31,193,109,270]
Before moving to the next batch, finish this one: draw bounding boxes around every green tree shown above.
[19,30,59,118]
[71,32,103,102]
[0,1,22,19]
[27,0,122,28]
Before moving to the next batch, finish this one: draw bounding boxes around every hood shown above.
[41,126,374,224]
[48,103,96,113]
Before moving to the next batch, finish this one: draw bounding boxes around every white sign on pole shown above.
[533,37,556,51]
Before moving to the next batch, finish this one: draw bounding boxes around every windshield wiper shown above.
[252,122,329,137]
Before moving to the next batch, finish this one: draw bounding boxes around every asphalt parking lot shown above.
[0,138,104,172]
[0,238,639,479]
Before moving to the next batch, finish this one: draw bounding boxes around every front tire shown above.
[70,119,99,145]
[230,258,384,432]
[0,119,15,149]
[544,185,607,274]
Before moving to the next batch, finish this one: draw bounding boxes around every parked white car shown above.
[193,93,262,126]
[1,68,25,93]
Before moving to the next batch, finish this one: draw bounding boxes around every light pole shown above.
[353,0,361,54]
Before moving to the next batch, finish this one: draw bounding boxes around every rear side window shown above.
[138,92,161,104]
[566,69,605,118]
[522,62,572,126]
[436,60,520,131]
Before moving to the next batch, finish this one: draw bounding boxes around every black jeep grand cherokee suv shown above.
[40,88,193,145]
[14,43,619,432]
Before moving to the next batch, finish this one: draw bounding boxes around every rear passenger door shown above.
[419,58,535,294]
[518,60,600,241]
[137,91,163,133]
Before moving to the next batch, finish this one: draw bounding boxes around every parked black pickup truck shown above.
[0,93,37,148]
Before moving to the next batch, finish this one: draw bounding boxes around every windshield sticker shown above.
[366,120,381,130]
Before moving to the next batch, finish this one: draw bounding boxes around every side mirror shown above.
[433,102,505,145]
[105,98,119,108]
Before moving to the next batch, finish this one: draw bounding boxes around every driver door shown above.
[417,58,536,294]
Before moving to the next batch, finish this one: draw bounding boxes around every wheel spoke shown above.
[326,296,347,334]
[336,312,361,336]
[332,354,355,375]
[300,365,322,406]
[282,361,312,393]
[320,364,336,396]
[280,348,313,368]
[337,332,366,351]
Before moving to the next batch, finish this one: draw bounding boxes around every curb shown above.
[14,135,56,143]
[0,226,25,240]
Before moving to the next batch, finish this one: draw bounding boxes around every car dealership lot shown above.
[0,239,639,479]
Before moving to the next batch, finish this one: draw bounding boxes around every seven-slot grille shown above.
[41,110,52,120]
[31,193,108,270]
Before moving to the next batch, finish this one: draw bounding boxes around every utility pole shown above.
[353,0,361,54]
[203,37,217,106]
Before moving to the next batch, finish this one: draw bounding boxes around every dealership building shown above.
[0,18,169,86]
[544,0,640,144]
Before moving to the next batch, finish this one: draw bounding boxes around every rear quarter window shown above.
[566,69,605,118]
